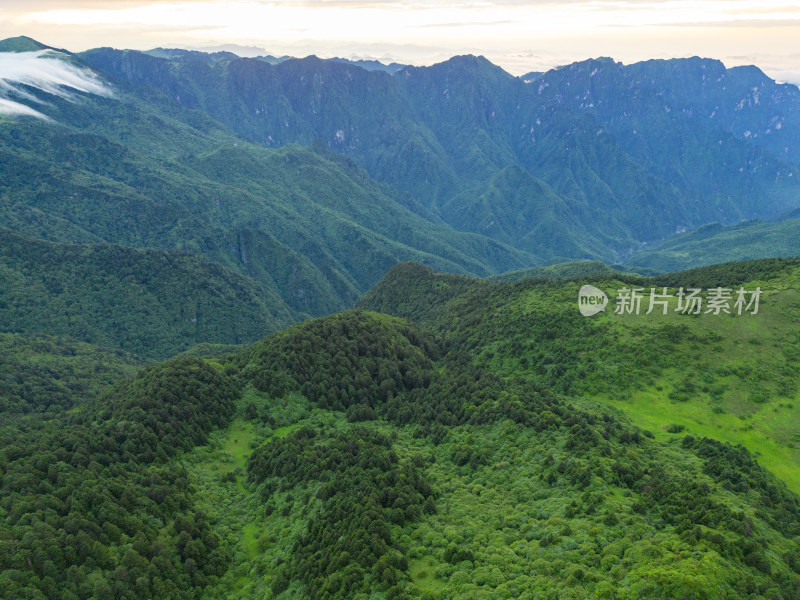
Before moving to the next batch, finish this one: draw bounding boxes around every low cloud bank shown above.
[0,49,111,119]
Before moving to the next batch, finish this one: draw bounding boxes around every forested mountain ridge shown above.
[627,214,800,272]
[3,293,800,598]
[3,38,800,293]
[533,56,800,165]
[79,46,800,262]
[359,259,800,491]
[0,41,536,330]
[0,228,295,360]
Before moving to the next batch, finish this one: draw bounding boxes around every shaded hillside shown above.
[0,229,295,359]
[0,44,536,325]
[490,260,641,282]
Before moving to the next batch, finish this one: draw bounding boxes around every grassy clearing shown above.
[594,387,800,494]
[183,387,337,599]
[269,424,302,439]
[409,556,447,595]
[473,274,800,495]
[222,419,256,469]
[185,422,262,597]
[587,284,800,494]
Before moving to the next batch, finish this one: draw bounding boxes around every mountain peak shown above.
[406,54,513,83]
[631,55,727,77]
[555,56,621,73]
[0,36,58,53]
[438,54,503,71]
[144,47,240,64]
[727,63,775,87]
[445,54,488,64]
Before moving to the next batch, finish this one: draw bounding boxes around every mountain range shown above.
[2,35,800,599]
[78,44,800,257]
[2,36,800,356]
[1,34,799,351]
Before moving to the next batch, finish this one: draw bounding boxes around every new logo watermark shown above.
[578,286,761,316]
[578,285,609,316]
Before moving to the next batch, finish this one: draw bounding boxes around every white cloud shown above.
[0,49,112,119]
[0,97,50,119]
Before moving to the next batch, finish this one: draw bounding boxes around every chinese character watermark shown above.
[578,286,761,316]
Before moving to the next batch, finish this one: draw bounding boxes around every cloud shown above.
[653,18,800,29]
[0,49,112,119]
[413,20,515,28]
[0,97,50,119]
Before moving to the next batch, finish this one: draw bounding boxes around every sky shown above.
[2,0,800,82]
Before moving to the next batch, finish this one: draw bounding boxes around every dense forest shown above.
[0,332,140,414]
[3,260,800,598]
[1,358,237,599]
[0,228,294,360]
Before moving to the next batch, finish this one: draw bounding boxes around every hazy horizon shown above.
[1,1,799,83]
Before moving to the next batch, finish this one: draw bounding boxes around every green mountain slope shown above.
[0,357,239,600]
[3,275,800,599]
[0,332,141,414]
[626,217,800,272]
[0,229,295,359]
[359,260,800,492]
[440,166,606,261]
[0,73,536,316]
[0,36,52,52]
[490,260,641,282]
